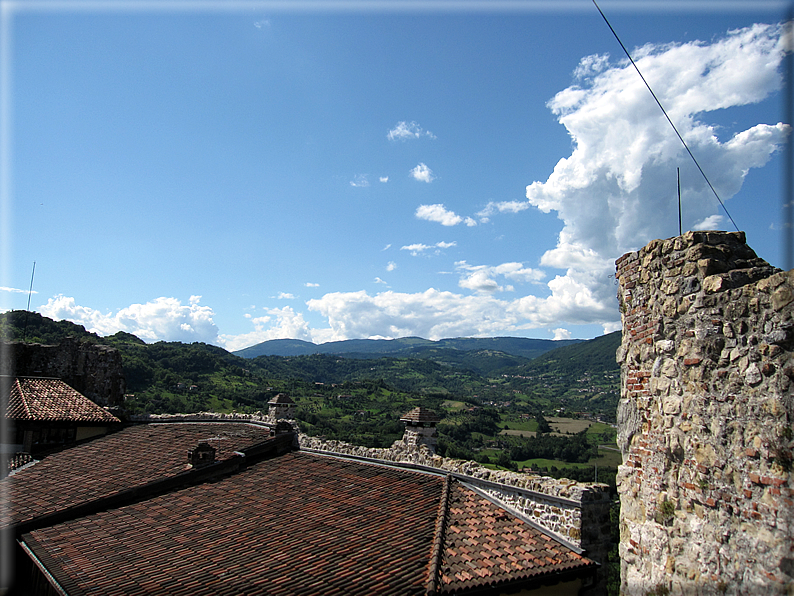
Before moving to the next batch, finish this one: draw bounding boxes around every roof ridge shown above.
[425,473,452,596]
[16,378,32,419]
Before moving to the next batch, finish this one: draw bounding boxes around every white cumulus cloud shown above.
[218,306,313,352]
[478,22,790,331]
[387,121,436,141]
[410,163,435,183]
[415,204,476,226]
[40,294,220,344]
[455,261,545,294]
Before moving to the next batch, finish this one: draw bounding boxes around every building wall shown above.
[615,231,794,595]
[3,338,126,406]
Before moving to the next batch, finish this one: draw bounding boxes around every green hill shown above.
[234,335,580,360]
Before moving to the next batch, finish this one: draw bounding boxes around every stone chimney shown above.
[187,442,216,468]
[399,407,441,453]
[267,393,296,420]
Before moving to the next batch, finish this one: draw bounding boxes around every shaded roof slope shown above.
[6,377,120,423]
[12,438,596,596]
[3,422,273,529]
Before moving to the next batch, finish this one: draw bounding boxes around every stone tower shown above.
[267,393,295,420]
[615,231,794,595]
[399,406,440,453]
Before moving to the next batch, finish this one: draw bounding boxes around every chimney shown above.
[399,407,441,453]
[187,442,216,468]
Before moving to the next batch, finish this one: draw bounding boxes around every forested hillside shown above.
[1,310,620,484]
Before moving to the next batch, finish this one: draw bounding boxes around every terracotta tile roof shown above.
[401,406,441,424]
[3,422,273,529]
[9,426,597,595]
[22,453,443,596]
[6,377,120,424]
[267,392,295,404]
[438,482,595,593]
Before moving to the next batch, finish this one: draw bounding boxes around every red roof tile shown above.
[438,483,594,593]
[6,377,120,424]
[9,424,597,595]
[267,392,295,404]
[401,406,441,424]
[3,422,272,529]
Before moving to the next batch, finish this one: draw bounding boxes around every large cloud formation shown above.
[303,23,790,342]
[40,295,220,344]
[40,23,792,346]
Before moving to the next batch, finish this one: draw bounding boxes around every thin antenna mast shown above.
[678,168,682,236]
[21,262,36,341]
[592,0,740,233]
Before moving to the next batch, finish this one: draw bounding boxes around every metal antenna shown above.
[678,168,682,236]
[592,0,740,233]
[21,262,36,341]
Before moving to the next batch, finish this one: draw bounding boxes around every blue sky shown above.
[1,1,791,350]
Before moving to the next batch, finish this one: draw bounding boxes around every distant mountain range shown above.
[232,336,582,360]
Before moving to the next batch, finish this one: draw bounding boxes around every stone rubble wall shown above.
[615,231,794,595]
[298,433,612,568]
[3,338,126,406]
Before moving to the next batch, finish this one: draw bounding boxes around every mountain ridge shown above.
[233,335,582,360]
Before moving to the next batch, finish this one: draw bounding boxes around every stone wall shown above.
[2,338,126,406]
[615,231,794,595]
[298,434,612,573]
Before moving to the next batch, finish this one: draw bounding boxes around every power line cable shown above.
[592,0,740,233]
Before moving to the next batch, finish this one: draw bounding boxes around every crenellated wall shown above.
[615,231,794,595]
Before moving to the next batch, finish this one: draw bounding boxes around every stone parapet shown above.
[298,433,612,572]
[615,231,794,595]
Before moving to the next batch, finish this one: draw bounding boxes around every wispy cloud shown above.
[253,19,270,29]
[386,261,397,271]
[350,174,369,187]
[379,176,389,183]
[400,241,457,256]
[415,203,476,226]
[305,282,320,288]
[387,121,436,141]
[410,163,435,183]
[0,286,36,294]
[276,292,296,300]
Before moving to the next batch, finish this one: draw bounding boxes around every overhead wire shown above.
[592,0,740,233]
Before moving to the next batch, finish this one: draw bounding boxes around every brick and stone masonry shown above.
[615,231,794,595]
